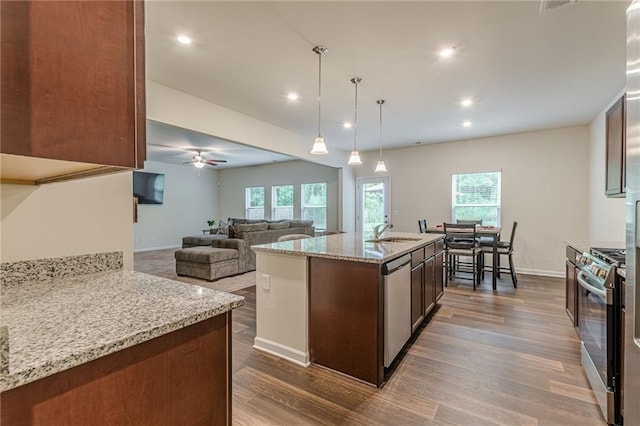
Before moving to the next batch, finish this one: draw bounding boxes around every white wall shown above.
[133,161,219,251]
[588,90,626,242]
[1,172,134,269]
[355,126,590,276]
[218,160,340,231]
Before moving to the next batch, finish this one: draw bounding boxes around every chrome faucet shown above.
[373,223,393,239]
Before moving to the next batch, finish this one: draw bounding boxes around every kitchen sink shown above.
[367,237,422,243]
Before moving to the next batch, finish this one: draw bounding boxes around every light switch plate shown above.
[261,274,270,291]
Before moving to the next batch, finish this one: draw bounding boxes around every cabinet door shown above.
[565,260,577,327]
[605,95,625,197]
[1,1,145,168]
[424,257,436,316]
[435,252,444,301]
[411,264,424,332]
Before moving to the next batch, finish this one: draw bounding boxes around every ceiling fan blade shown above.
[182,160,195,165]
[203,159,227,163]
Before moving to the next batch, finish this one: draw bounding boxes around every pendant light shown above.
[374,99,388,173]
[311,46,329,155]
[348,77,362,165]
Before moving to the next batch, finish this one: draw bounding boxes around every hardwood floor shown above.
[230,275,605,425]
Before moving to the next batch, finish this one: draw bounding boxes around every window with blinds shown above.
[272,185,294,220]
[245,186,265,219]
[451,172,501,226]
[301,182,327,230]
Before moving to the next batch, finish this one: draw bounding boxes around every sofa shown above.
[181,218,314,274]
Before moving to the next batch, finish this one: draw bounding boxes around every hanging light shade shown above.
[347,77,362,165]
[311,46,329,155]
[194,160,206,169]
[375,99,388,173]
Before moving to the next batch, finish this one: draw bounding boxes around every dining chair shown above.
[418,219,427,233]
[456,219,482,225]
[480,221,518,287]
[443,223,481,290]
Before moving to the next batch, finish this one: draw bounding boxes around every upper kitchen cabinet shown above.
[1,0,145,184]
[605,95,625,197]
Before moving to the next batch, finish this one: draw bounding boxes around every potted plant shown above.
[207,219,217,234]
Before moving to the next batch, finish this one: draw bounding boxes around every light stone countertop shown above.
[252,232,443,263]
[0,270,245,392]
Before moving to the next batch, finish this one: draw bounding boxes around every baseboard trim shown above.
[253,337,310,367]
[516,268,564,278]
[133,245,181,253]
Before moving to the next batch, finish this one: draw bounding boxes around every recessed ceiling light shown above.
[287,92,299,101]
[462,120,472,127]
[177,35,192,45]
[461,98,473,107]
[439,46,456,58]
[343,122,352,129]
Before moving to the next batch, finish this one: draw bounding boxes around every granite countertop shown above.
[0,270,245,392]
[252,231,443,263]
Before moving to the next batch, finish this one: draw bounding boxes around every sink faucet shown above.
[373,223,393,239]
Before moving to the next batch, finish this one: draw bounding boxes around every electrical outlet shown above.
[261,274,270,291]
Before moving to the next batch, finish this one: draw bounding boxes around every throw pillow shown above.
[268,222,290,230]
[217,220,229,235]
[234,222,269,234]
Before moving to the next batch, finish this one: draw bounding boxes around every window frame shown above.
[245,186,265,220]
[301,182,327,231]
[271,184,294,220]
[451,171,502,227]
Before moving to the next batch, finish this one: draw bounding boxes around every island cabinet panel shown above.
[1,314,232,426]
[435,252,444,301]
[411,262,424,332]
[1,0,146,177]
[424,255,436,315]
[309,257,384,387]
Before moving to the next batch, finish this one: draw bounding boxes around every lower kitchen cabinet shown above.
[565,246,579,332]
[424,256,436,316]
[411,263,424,332]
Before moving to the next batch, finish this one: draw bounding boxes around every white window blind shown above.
[451,172,501,227]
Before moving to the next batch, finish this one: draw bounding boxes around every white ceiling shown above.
[146,121,295,169]
[145,1,627,165]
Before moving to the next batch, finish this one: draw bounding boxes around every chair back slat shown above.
[443,223,478,249]
[509,221,518,248]
[457,219,483,225]
[418,219,427,233]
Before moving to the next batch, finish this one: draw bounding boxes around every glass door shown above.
[356,176,390,239]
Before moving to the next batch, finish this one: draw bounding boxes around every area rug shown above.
[134,248,256,293]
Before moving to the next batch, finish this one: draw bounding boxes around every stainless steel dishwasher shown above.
[382,254,412,367]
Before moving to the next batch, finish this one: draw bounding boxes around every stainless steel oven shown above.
[576,251,621,425]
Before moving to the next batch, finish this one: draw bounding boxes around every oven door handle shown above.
[577,271,610,305]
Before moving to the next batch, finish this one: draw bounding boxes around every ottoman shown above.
[182,234,228,248]
[175,247,239,281]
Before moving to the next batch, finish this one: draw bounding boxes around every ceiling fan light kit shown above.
[311,46,329,155]
[347,77,362,166]
[183,150,228,168]
[375,99,388,173]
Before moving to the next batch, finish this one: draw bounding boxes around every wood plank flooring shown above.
[230,275,605,425]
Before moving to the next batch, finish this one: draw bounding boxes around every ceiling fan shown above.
[183,150,227,168]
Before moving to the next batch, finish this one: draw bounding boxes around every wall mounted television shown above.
[133,171,165,205]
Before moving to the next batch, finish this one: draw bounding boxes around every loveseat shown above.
[182,219,314,274]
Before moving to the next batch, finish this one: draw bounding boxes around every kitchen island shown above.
[252,232,444,387]
[1,252,244,425]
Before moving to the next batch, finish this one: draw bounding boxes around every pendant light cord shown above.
[317,52,322,138]
[353,80,359,151]
[378,101,383,159]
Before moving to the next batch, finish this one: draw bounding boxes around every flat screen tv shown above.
[133,171,165,205]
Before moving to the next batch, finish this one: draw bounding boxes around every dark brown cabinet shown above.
[435,252,444,301]
[565,246,579,333]
[1,0,145,184]
[411,263,424,332]
[605,95,626,197]
[424,256,436,316]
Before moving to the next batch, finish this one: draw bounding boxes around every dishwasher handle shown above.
[382,254,412,275]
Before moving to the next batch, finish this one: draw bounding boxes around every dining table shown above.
[426,225,502,291]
